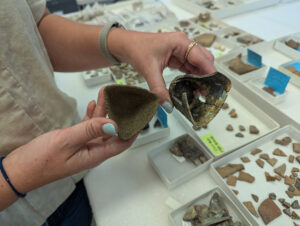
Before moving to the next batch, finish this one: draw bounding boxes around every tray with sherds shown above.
[210,125,300,225]
[169,186,251,226]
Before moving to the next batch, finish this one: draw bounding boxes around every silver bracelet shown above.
[99,21,125,66]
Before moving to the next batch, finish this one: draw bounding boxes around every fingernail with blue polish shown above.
[102,123,117,136]
[162,101,173,113]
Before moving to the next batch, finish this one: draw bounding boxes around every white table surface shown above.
[54,1,300,225]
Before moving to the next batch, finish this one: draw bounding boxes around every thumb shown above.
[65,118,118,148]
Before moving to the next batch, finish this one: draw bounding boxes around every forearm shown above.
[38,13,130,72]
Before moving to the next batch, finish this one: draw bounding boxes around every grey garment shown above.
[0,0,86,225]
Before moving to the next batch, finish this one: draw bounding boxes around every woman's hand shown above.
[2,87,135,199]
[108,30,216,112]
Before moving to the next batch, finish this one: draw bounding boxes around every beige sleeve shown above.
[26,0,46,23]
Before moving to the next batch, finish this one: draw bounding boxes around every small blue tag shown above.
[298,46,300,52]
[264,67,290,94]
[156,106,168,128]
[291,62,300,71]
[247,49,262,67]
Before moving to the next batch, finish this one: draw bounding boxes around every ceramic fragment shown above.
[267,158,277,167]
[251,194,259,203]
[239,125,245,132]
[226,175,237,186]
[292,200,300,209]
[283,208,292,217]
[258,198,282,225]
[240,156,250,163]
[229,54,258,75]
[251,148,262,155]
[275,136,292,146]
[293,143,300,154]
[226,124,233,131]
[274,163,286,177]
[269,193,276,200]
[232,190,238,195]
[256,159,264,168]
[260,153,270,161]
[243,201,258,217]
[285,176,295,186]
[216,164,244,178]
[249,125,259,134]
[237,171,255,183]
[194,33,216,47]
[229,109,238,118]
[222,103,229,110]
[273,148,287,157]
[183,205,197,221]
[289,155,295,163]
[235,132,244,138]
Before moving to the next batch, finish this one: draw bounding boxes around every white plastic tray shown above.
[274,33,300,60]
[169,186,252,226]
[131,115,170,149]
[279,59,300,87]
[148,133,213,189]
[210,125,300,226]
[174,88,280,157]
[81,68,113,86]
[248,73,288,105]
[172,0,279,19]
[215,47,267,82]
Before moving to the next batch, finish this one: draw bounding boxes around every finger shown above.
[64,118,118,148]
[83,100,96,121]
[187,44,216,74]
[197,45,214,64]
[142,60,173,113]
[93,87,107,118]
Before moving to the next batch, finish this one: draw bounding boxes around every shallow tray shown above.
[148,133,213,189]
[210,125,300,226]
[169,186,251,226]
[131,115,170,149]
[81,68,113,86]
[274,33,300,60]
[248,73,288,105]
[172,0,279,19]
[174,88,280,157]
[279,59,300,87]
[215,47,267,82]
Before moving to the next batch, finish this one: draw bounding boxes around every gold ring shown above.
[184,41,197,61]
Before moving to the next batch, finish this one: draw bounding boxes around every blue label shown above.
[247,49,262,67]
[291,62,300,71]
[264,67,290,94]
[298,46,300,52]
[156,106,168,128]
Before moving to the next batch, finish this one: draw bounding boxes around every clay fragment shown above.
[269,193,276,200]
[243,201,259,217]
[289,155,295,163]
[283,208,292,217]
[237,35,254,44]
[274,163,286,177]
[249,125,259,134]
[260,153,270,161]
[216,164,244,178]
[237,171,255,183]
[273,148,287,157]
[292,172,298,178]
[226,175,237,186]
[232,189,239,195]
[275,175,281,181]
[179,20,190,27]
[251,194,259,203]
[296,156,300,164]
[295,179,300,190]
[289,185,295,192]
[256,159,264,168]
[226,124,233,131]
[275,136,292,146]
[292,200,300,209]
[258,198,282,225]
[183,205,197,221]
[283,201,291,208]
[278,198,285,204]
[286,191,294,198]
[153,119,162,128]
[292,211,300,220]
[239,125,245,132]
[263,86,276,96]
[285,176,295,185]
[285,39,300,50]
[240,156,250,163]
[235,132,244,138]
[222,103,229,110]
[198,12,211,22]
[229,109,238,118]
[292,167,299,173]
[229,54,258,75]
[267,158,278,167]
[293,143,300,154]
[194,33,216,47]
[251,148,262,155]
[265,172,277,182]
[293,189,300,196]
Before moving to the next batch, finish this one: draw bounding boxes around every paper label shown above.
[117,79,124,85]
[201,134,225,156]
[247,49,262,67]
[264,67,290,94]
[156,106,168,128]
